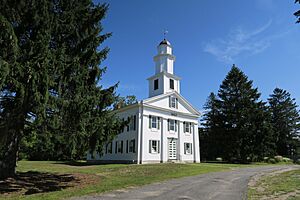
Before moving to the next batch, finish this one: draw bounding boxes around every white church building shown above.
[87,39,201,164]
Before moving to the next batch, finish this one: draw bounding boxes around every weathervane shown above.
[163,29,168,40]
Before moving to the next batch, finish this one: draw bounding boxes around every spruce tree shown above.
[201,92,224,160]
[215,65,274,162]
[295,0,300,23]
[268,88,300,157]
[0,0,122,179]
[0,0,53,178]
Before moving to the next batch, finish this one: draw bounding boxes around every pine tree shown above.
[0,0,53,179]
[295,0,300,23]
[201,92,224,160]
[0,0,122,179]
[268,88,300,157]
[215,65,274,162]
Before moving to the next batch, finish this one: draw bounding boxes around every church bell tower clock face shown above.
[147,38,181,98]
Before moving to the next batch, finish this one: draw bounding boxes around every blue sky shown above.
[96,0,300,111]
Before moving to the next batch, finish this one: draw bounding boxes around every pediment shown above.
[143,92,200,116]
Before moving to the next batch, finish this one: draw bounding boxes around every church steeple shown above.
[147,39,181,98]
[154,39,175,74]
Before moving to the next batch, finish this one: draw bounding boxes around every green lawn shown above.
[0,161,280,200]
[248,169,300,200]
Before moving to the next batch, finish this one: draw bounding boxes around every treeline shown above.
[200,65,300,163]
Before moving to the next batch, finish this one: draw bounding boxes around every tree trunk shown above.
[0,132,19,179]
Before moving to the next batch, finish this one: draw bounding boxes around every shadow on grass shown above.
[0,171,78,195]
[50,161,97,166]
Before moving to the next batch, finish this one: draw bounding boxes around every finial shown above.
[163,29,168,40]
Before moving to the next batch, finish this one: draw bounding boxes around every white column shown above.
[161,118,168,162]
[160,117,164,162]
[137,104,143,164]
[193,123,200,163]
[177,121,181,161]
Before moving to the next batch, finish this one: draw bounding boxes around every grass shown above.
[0,161,287,200]
[248,169,300,200]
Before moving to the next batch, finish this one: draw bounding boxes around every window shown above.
[105,142,112,154]
[121,118,125,133]
[116,141,123,153]
[154,79,159,90]
[184,143,193,154]
[149,115,160,129]
[130,116,134,130]
[170,79,174,89]
[169,96,178,108]
[168,119,177,132]
[125,115,137,132]
[129,139,135,153]
[127,117,130,131]
[149,140,160,153]
[184,122,192,133]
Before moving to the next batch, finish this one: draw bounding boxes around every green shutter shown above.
[133,115,136,130]
[157,117,160,130]
[149,140,152,153]
[149,115,152,129]
[133,139,136,153]
[126,140,128,153]
[176,98,178,109]
[115,142,117,153]
[167,119,170,131]
[183,122,186,133]
[121,141,123,153]
[127,117,130,131]
[158,141,160,153]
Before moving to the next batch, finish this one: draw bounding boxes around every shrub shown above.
[282,157,291,162]
[295,159,300,165]
[263,157,269,162]
[216,157,223,162]
[274,155,283,162]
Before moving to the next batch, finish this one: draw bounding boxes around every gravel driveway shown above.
[71,165,299,200]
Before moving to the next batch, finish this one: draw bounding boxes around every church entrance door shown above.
[168,138,177,160]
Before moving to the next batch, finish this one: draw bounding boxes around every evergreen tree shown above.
[203,65,275,162]
[0,0,53,179]
[0,0,123,179]
[201,92,223,160]
[268,88,300,157]
[295,0,300,23]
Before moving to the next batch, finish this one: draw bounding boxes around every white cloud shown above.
[203,20,276,63]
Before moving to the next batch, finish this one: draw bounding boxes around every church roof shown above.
[159,39,171,46]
